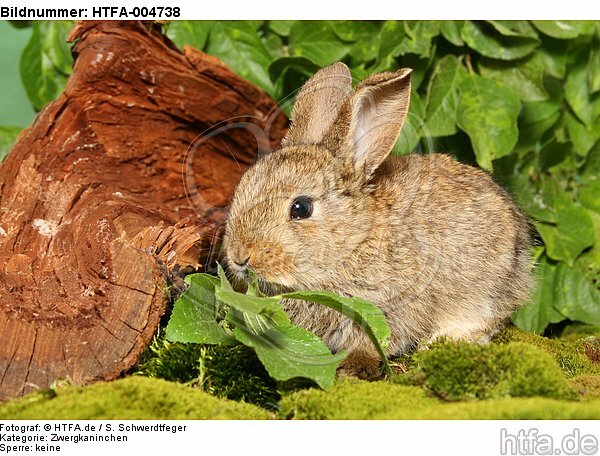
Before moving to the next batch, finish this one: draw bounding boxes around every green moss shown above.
[279,380,600,419]
[402,340,575,401]
[136,337,205,383]
[570,375,600,400]
[136,337,279,408]
[0,377,272,419]
[494,326,600,378]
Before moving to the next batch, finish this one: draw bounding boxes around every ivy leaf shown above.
[457,74,521,170]
[461,21,540,61]
[565,112,600,157]
[517,85,562,151]
[565,48,597,128]
[512,255,565,334]
[531,21,596,40]
[510,174,559,223]
[488,21,539,39]
[440,21,464,46]
[269,56,318,113]
[590,36,600,94]
[553,258,600,325]
[425,55,469,137]
[0,126,22,162]
[372,20,406,71]
[288,22,350,68]
[400,54,433,91]
[206,21,275,96]
[478,54,548,102]
[20,21,73,110]
[395,21,440,58]
[165,274,234,345]
[268,21,296,37]
[535,187,595,266]
[537,140,569,172]
[331,21,381,63]
[578,144,600,213]
[536,36,568,80]
[486,21,538,38]
[166,21,213,50]
[394,88,425,155]
[233,323,346,390]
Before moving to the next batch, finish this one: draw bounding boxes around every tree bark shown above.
[0,21,287,400]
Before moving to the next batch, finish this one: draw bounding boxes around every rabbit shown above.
[223,62,533,380]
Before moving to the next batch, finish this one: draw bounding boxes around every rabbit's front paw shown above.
[337,349,382,381]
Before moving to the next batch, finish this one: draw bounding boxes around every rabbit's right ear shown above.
[282,62,352,146]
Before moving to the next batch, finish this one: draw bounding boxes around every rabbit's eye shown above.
[290,196,313,220]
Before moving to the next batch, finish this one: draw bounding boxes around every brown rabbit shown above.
[223,62,533,379]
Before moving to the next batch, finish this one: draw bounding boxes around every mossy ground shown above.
[0,377,272,419]
[1,325,599,419]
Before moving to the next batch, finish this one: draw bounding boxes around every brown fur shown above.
[223,63,534,379]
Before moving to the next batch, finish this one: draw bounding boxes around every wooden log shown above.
[0,21,287,400]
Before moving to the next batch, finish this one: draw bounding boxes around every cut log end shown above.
[0,21,287,400]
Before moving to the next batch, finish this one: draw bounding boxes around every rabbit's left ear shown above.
[334,69,412,178]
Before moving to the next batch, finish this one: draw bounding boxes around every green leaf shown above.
[0,126,22,162]
[217,263,233,291]
[579,144,600,213]
[537,140,569,172]
[372,20,406,71]
[268,21,296,37]
[440,21,464,46]
[399,54,433,91]
[487,21,539,39]
[461,21,540,61]
[536,36,568,80]
[262,33,286,60]
[0,22,36,127]
[531,21,596,39]
[166,21,213,50]
[510,174,558,223]
[579,178,600,215]
[394,88,425,155]
[535,187,595,266]
[512,255,565,334]
[565,48,597,128]
[517,79,562,151]
[553,259,600,325]
[288,22,350,67]
[269,57,318,112]
[565,112,600,157]
[332,21,381,64]
[20,21,73,111]
[216,288,283,315]
[269,56,319,83]
[283,290,391,375]
[206,21,275,96]
[456,74,521,170]
[590,36,600,94]
[395,21,440,58]
[478,54,548,102]
[425,55,468,137]
[165,274,234,345]
[233,323,346,389]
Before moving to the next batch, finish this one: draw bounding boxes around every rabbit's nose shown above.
[233,256,251,271]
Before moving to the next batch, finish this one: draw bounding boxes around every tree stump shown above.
[0,21,287,400]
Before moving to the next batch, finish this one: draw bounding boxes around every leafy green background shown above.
[1,20,599,335]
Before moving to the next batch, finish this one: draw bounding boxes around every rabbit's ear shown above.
[282,62,352,146]
[341,69,412,177]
